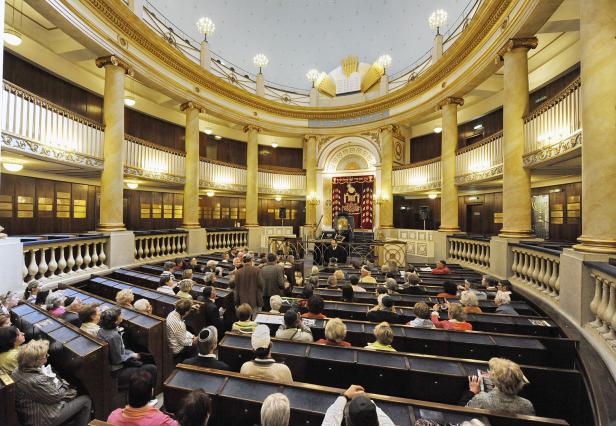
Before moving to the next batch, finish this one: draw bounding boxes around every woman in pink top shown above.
[108,371,178,426]
[431,302,473,331]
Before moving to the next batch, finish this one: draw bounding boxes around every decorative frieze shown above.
[523,131,582,167]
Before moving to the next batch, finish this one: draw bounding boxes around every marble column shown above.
[96,56,132,231]
[573,0,616,253]
[304,135,318,227]
[438,97,464,232]
[379,126,394,228]
[180,102,204,228]
[498,38,537,238]
[244,125,260,226]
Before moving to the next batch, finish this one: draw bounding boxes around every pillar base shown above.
[181,227,206,256]
[245,225,262,252]
[573,236,616,254]
[105,231,135,268]
[498,229,534,238]
[438,227,461,233]
[0,237,24,294]
[97,223,127,232]
[180,223,201,230]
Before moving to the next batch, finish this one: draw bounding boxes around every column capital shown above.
[303,134,319,142]
[496,37,538,62]
[95,55,134,76]
[377,124,396,135]
[437,97,464,110]
[243,124,262,134]
[180,101,206,113]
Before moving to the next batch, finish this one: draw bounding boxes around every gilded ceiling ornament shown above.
[341,55,359,78]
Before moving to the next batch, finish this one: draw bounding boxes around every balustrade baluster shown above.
[57,245,67,275]
[590,274,604,327]
[67,245,76,273]
[154,237,160,257]
[520,252,529,282]
[91,242,99,267]
[601,281,616,340]
[48,246,58,278]
[171,236,177,254]
[136,239,143,260]
[83,243,92,270]
[597,278,611,334]
[548,260,559,297]
[99,242,107,265]
[134,239,139,260]
[181,236,187,253]
[537,257,546,292]
[554,262,561,298]
[143,238,150,258]
[75,245,84,271]
[511,250,519,277]
[38,247,49,280]
[27,249,38,279]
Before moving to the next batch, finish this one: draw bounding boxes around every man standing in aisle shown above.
[233,254,263,318]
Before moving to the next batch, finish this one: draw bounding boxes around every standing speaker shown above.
[279,207,287,219]
[418,206,430,221]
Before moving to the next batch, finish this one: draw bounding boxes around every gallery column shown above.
[180,102,204,228]
[304,134,318,227]
[244,125,261,226]
[438,97,464,232]
[96,56,132,231]
[498,38,537,238]
[378,126,394,229]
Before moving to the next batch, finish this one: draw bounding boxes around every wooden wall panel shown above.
[457,192,503,236]
[410,133,441,164]
[124,108,186,152]
[393,196,441,230]
[457,108,503,149]
[529,65,580,112]
[532,182,581,242]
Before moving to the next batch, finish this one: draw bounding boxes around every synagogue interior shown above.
[0,0,615,425]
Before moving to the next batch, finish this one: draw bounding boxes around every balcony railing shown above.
[393,158,441,194]
[1,81,104,164]
[455,131,503,185]
[205,228,248,252]
[587,262,616,345]
[134,230,188,261]
[448,236,491,272]
[510,244,561,300]
[524,78,581,167]
[125,135,186,183]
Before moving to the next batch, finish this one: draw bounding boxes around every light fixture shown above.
[306,69,319,87]
[206,190,214,197]
[124,96,136,107]
[126,182,139,189]
[377,54,392,71]
[271,143,278,148]
[204,128,213,135]
[428,9,448,35]
[214,135,222,140]
[473,124,484,130]
[253,53,269,74]
[468,196,479,201]
[307,192,320,206]
[2,162,23,172]
[275,195,282,202]
[428,194,438,200]
[4,28,22,46]
[196,17,215,41]
[433,127,443,134]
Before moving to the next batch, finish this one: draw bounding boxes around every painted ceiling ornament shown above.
[341,55,359,78]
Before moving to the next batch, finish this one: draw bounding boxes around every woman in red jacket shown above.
[431,302,473,331]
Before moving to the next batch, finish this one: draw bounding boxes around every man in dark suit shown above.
[324,239,347,264]
[366,296,402,324]
[260,253,285,311]
[233,254,264,318]
[183,326,230,371]
[201,285,225,338]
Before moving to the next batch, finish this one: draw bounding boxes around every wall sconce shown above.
[126,182,139,189]
[275,195,282,202]
[206,190,214,197]
[428,193,438,200]
[306,192,320,206]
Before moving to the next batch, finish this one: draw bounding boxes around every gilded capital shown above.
[438,97,464,109]
[497,37,538,61]
[377,125,395,135]
[243,124,262,133]
[180,101,206,113]
[304,134,319,142]
[95,55,134,76]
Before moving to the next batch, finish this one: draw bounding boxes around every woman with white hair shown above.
[45,291,67,317]
[495,292,518,315]
[460,291,482,314]
[261,393,290,426]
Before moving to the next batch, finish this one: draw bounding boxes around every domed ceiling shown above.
[148,0,471,90]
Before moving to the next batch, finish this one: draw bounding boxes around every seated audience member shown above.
[157,274,177,295]
[400,273,426,295]
[309,265,320,277]
[79,303,101,336]
[276,310,313,342]
[261,393,290,426]
[176,279,194,300]
[461,278,488,301]
[13,339,92,426]
[0,314,11,327]
[463,357,534,415]
[302,295,327,319]
[0,326,25,374]
[333,269,345,284]
[341,284,355,303]
[316,318,351,347]
[23,280,41,304]
[221,252,231,263]
[183,326,230,371]
[406,265,420,278]
[293,284,314,312]
[177,389,212,426]
[365,322,396,352]
[385,278,398,295]
[206,260,222,276]
[482,275,498,291]
[494,292,518,315]
[367,296,401,324]
[166,299,198,363]
[407,302,436,328]
[431,302,473,331]
[269,295,283,314]
[431,260,451,275]
[0,291,19,315]
[161,261,176,278]
[387,260,400,275]
[201,286,224,337]
[436,281,458,299]
[294,271,303,287]
[134,298,153,315]
[46,291,67,317]
[380,264,390,275]
[98,308,158,387]
[232,303,258,333]
[108,370,177,425]
[461,291,483,314]
[349,275,367,293]
[62,296,84,326]
[322,384,394,425]
[497,280,513,295]
[240,324,293,383]
[359,266,377,284]
[35,289,50,306]
[173,257,184,271]
[115,289,135,309]
[188,257,204,274]
[307,274,320,288]
[325,275,338,289]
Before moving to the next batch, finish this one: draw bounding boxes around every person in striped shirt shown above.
[166,299,197,363]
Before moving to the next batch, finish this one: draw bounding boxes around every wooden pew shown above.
[10,303,115,419]
[164,365,569,426]
[280,297,561,337]
[218,333,582,424]
[254,313,577,369]
[0,374,18,426]
[129,265,232,289]
[291,286,537,315]
[63,285,172,390]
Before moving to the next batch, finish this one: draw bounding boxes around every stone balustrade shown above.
[134,231,187,261]
[587,263,616,349]
[510,244,561,300]
[206,229,248,252]
[22,236,109,284]
[448,236,491,272]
